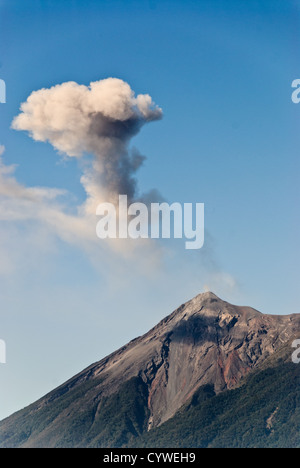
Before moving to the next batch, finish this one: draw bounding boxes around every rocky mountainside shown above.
[0,291,299,448]
[135,340,300,448]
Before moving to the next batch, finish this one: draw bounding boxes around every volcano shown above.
[0,291,299,448]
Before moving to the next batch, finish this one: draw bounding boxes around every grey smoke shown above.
[12,78,163,211]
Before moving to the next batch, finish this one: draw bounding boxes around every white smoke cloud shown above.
[203,272,239,298]
[0,150,91,241]
[0,144,163,277]
[5,78,238,291]
[12,78,163,210]
[6,78,165,270]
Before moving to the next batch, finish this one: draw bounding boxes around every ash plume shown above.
[12,78,163,211]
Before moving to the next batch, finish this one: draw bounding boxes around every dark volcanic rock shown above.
[0,292,299,447]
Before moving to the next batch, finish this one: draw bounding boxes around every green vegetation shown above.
[0,376,149,448]
[133,361,300,448]
[0,348,299,448]
[83,377,149,448]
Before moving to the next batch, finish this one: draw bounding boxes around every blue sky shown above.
[0,0,299,420]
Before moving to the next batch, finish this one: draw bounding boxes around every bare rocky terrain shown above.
[0,291,299,447]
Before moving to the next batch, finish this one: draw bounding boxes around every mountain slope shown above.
[133,341,300,448]
[0,292,299,448]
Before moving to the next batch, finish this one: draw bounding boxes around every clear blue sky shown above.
[0,0,299,420]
